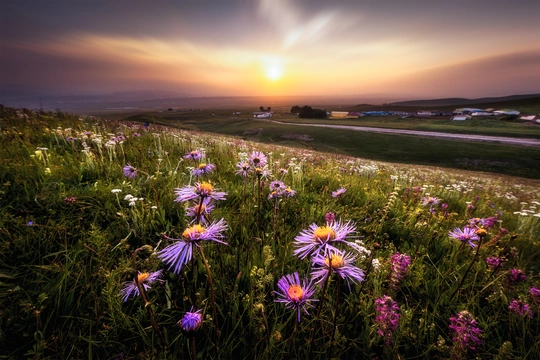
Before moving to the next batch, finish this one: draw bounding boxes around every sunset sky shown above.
[1,0,539,100]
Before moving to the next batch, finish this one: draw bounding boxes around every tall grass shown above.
[1,105,539,359]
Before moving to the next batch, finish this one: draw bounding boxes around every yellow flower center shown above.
[476,228,488,237]
[287,285,304,301]
[137,272,150,283]
[183,224,206,238]
[324,255,345,268]
[198,182,213,193]
[198,163,207,169]
[313,226,336,242]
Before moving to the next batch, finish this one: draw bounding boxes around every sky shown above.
[1,0,540,100]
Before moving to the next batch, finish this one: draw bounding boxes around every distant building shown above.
[453,108,484,115]
[253,111,272,118]
[452,115,471,121]
[330,111,349,119]
[471,111,495,116]
[494,109,520,115]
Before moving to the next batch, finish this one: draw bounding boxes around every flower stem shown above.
[132,247,167,347]
[308,273,331,358]
[449,238,483,302]
[328,276,341,360]
[199,246,220,357]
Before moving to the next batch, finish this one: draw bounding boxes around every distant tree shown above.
[267,107,271,111]
[298,105,327,119]
[259,106,265,111]
[290,105,301,114]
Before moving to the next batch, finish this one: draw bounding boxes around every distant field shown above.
[123,111,540,179]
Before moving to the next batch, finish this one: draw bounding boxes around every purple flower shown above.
[174,182,227,203]
[375,295,401,345]
[185,198,215,224]
[529,287,540,302]
[123,165,137,179]
[64,196,77,205]
[449,227,480,248]
[120,270,163,302]
[184,150,205,161]
[235,161,251,177]
[508,268,527,283]
[274,272,317,322]
[390,252,411,287]
[293,220,357,259]
[332,187,346,198]
[485,256,504,270]
[325,212,335,223]
[311,249,365,289]
[509,299,533,318]
[179,308,203,334]
[421,196,440,206]
[283,187,296,198]
[248,151,267,167]
[449,310,483,352]
[269,180,286,192]
[191,163,216,177]
[158,219,228,274]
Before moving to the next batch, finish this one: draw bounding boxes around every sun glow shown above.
[265,63,283,81]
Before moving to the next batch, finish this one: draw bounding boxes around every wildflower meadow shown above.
[1,105,539,359]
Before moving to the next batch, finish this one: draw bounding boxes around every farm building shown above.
[330,111,349,119]
[471,111,495,116]
[494,109,520,115]
[452,115,471,121]
[453,108,484,115]
[253,111,272,118]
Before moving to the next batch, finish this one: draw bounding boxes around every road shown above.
[264,120,540,147]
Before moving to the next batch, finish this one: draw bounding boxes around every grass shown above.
[1,105,540,359]
[124,111,540,179]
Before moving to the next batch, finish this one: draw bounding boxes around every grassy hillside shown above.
[124,111,540,179]
[1,106,539,359]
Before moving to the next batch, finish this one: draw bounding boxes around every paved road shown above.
[265,120,540,147]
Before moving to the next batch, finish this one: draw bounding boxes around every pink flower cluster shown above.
[375,295,400,345]
[449,310,483,352]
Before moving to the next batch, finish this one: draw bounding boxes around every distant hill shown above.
[387,94,540,107]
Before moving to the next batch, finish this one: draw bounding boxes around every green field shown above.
[122,111,540,179]
[1,106,539,359]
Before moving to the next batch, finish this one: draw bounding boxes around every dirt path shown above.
[265,120,540,147]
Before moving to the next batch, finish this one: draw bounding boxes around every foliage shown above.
[298,105,327,119]
[1,105,539,359]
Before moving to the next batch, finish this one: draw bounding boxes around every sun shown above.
[265,64,283,81]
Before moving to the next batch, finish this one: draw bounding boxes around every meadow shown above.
[1,105,540,359]
[124,110,540,179]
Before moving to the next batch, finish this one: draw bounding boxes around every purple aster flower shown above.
[421,196,440,206]
[375,295,401,345]
[529,287,540,302]
[158,218,228,274]
[235,161,251,177]
[269,180,286,192]
[311,249,365,289]
[485,256,504,270]
[255,166,272,179]
[283,187,296,198]
[449,310,483,352]
[179,308,203,334]
[332,187,346,198]
[174,182,227,203]
[293,220,357,259]
[184,149,205,161]
[274,272,317,322]
[185,198,215,224]
[191,163,216,177]
[120,270,163,302]
[390,252,411,288]
[248,151,267,167]
[123,165,137,179]
[509,299,533,318]
[449,227,480,248]
[508,268,527,283]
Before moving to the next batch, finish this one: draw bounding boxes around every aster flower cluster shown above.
[389,252,411,288]
[375,295,401,345]
[267,180,296,199]
[236,151,272,179]
[311,249,365,289]
[509,299,533,318]
[449,310,483,353]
